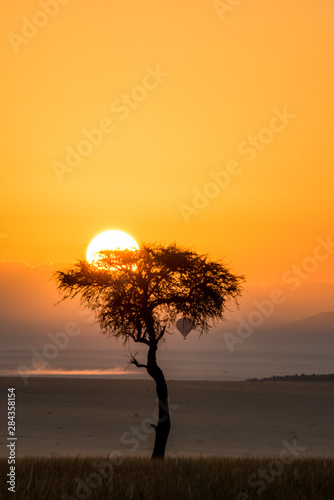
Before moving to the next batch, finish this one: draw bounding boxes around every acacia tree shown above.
[54,243,244,459]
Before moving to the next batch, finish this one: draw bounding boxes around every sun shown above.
[86,230,139,264]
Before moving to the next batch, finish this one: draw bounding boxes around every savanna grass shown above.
[1,455,334,500]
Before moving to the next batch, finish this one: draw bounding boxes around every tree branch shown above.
[134,338,150,346]
[149,295,189,311]
[157,325,166,343]
[129,353,147,369]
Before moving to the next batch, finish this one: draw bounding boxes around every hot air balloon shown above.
[176,317,193,340]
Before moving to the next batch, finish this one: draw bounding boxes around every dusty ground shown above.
[1,377,333,457]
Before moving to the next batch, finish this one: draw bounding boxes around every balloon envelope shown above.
[176,317,193,339]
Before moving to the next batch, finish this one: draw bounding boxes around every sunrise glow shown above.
[86,230,139,264]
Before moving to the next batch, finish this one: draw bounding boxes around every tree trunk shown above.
[146,345,170,459]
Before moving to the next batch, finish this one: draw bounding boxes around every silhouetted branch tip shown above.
[130,354,147,369]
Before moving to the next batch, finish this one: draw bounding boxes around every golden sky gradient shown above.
[1,0,333,284]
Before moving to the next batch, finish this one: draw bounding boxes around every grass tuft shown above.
[1,455,334,499]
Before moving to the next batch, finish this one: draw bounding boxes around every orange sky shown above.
[1,0,333,285]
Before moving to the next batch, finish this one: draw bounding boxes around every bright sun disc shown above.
[86,230,139,264]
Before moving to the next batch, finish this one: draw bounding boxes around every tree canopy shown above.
[54,242,245,347]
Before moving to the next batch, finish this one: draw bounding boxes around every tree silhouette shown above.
[53,243,244,459]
